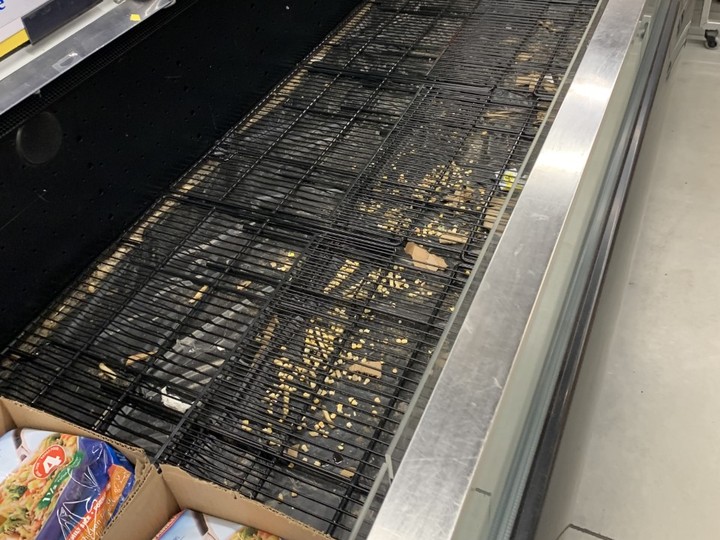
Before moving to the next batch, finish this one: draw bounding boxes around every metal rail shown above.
[367,0,653,538]
[511,0,676,535]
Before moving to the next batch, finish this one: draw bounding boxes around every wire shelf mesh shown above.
[0,0,598,536]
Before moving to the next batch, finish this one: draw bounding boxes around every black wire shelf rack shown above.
[0,0,598,537]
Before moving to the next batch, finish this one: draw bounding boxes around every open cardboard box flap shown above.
[0,397,332,539]
[0,397,152,535]
[0,397,149,478]
[104,465,332,540]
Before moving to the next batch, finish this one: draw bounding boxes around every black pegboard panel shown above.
[0,0,362,346]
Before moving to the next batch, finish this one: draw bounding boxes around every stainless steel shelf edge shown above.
[367,0,648,538]
[0,0,173,115]
[510,0,676,529]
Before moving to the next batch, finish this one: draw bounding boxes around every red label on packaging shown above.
[33,445,67,479]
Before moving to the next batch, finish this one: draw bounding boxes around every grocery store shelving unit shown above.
[0,0,699,538]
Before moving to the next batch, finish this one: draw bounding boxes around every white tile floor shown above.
[536,37,720,540]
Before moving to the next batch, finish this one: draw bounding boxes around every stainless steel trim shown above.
[367,0,649,538]
[502,1,675,535]
[0,0,173,115]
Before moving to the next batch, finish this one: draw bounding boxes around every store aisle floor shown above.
[536,38,720,540]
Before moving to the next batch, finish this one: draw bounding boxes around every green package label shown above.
[37,451,83,510]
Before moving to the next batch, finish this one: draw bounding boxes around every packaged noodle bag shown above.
[154,509,281,540]
[0,428,135,539]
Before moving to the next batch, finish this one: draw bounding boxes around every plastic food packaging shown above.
[496,168,522,192]
[154,509,282,540]
[0,428,135,539]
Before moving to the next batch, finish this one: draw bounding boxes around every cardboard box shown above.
[104,465,332,540]
[0,397,152,533]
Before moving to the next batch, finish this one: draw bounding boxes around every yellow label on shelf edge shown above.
[0,29,29,59]
[499,169,522,192]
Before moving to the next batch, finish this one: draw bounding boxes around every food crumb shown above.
[189,284,209,304]
[339,468,356,479]
[126,351,153,366]
[98,363,117,381]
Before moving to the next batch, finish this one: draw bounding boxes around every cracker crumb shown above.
[340,468,356,479]
[189,284,209,304]
[349,361,383,378]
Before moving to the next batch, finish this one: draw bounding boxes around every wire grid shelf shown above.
[0,0,598,537]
